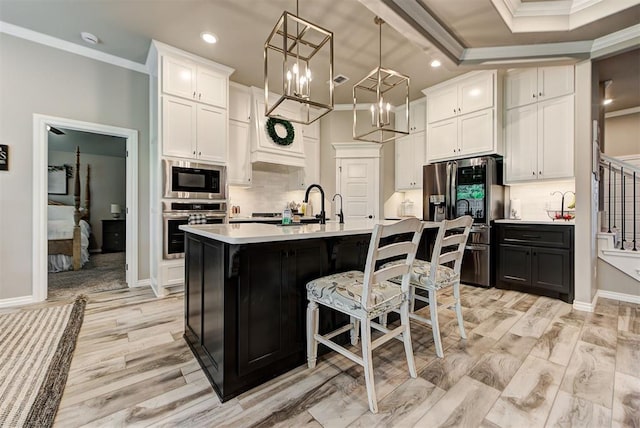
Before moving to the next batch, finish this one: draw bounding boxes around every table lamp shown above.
[110,204,121,219]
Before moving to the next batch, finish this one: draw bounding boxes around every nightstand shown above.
[102,219,126,253]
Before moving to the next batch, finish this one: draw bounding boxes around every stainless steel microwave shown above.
[163,160,226,200]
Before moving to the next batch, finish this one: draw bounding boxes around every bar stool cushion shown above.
[382,260,458,290]
[306,270,406,318]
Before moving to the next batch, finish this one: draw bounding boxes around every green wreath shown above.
[266,117,295,146]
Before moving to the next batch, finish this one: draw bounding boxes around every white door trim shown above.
[33,114,139,302]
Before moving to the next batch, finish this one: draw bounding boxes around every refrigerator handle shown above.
[450,161,458,219]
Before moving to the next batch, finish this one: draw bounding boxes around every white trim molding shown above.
[0,295,38,309]
[605,106,640,119]
[134,279,152,288]
[573,293,598,312]
[598,289,640,305]
[0,21,148,74]
[33,115,139,302]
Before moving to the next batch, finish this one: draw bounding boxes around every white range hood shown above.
[249,87,305,168]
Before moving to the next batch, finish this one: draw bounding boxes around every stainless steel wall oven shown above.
[162,201,227,259]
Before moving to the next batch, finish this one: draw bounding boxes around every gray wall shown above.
[605,112,640,156]
[597,259,640,297]
[0,33,150,300]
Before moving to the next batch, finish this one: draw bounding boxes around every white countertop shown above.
[494,219,575,226]
[181,219,441,244]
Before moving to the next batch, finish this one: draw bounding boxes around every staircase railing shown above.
[600,153,639,251]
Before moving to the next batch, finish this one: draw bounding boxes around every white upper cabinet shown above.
[395,131,425,191]
[505,65,574,109]
[228,120,252,186]
[290,121,321,190]
[424,70,501,163]
[427,72,493,123]
[196,103,227,163]
[229,83,251,123]
[505,95,574,183]
[395,98,426,134]
[162,55,227,108]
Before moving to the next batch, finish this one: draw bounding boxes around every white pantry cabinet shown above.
[505,95,574,183]
[424,70,500,163]
[162,95,227,163]
[504,66,574,109]
[163,55,227,108]
[395,131,425,191]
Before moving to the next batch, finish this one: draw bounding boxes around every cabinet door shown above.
[196,104,227,163]
[304,137,320,186]
[505,68,537,109]
[303,120,320,140]
[505,104,538,182]
[395,134,414,191]
[458,73,494,116]
[413,131,425,188]
[538,66,573,102]
[197,67,227,108]
[162,56,196,100]
[185,236,203,341]
[410,100,426,132]
[498,244,532,285]
[458,108,494,157]
[162,95,197,159]
[229,84,251,123]
[228,120,252,186]
[426,118,458,162]
[532,247,571,293]
[427,85,458,123]
[538,95,574,180]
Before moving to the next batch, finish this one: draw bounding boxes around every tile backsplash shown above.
[228,165,325,217]
[506,180,575,221]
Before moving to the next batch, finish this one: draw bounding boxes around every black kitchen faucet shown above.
[304,184,326,224]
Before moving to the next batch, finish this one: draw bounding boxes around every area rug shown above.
[0,296,87,427]
[48,252,126,300]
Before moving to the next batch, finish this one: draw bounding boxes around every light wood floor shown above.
[49,285,640,427]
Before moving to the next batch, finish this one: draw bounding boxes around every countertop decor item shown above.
[266,117,295,146]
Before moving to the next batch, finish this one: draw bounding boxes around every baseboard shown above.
[597,289,640,304]
[132,278,151,288]
[573,293,598,313]
[0,295,38,309]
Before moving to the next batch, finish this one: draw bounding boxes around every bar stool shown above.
[305,218,424,413]
[383,216,473,358]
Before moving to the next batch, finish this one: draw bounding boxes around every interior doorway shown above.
[33,114,139,302]
[46,127,128,299]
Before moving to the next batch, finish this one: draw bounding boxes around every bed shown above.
[47,147,92,272]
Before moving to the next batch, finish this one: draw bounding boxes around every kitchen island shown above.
[179,220,439,401]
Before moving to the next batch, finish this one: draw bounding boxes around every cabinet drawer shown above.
[497,224,572,248]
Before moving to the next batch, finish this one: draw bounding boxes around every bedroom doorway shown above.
[47,128,127,299]
[33,115,139,302]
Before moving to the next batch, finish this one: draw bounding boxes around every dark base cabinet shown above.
[102,219,125,253]
[495,223,574,303]
[184,233,373,402]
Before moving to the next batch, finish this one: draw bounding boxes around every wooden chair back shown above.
[430,216,473,280]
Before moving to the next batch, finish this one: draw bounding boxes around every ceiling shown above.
[0,0,638,107]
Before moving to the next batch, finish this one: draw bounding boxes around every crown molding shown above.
[591,23,640,58]
[0,21,148,74]
[605,106,640,118]
[461,40,593,65]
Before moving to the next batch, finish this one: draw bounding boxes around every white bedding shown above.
[47,208,91,272]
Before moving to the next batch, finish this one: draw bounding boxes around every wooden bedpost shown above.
[85,164,91,222]
[72,146,82,270]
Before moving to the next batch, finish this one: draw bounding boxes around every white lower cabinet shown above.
[395,131,425,191]
[162,95,227,163]
[228,120,252,186]
[506,94,574,183]
[426,108,494,162]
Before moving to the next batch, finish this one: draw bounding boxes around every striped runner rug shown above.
[0,296,86,428]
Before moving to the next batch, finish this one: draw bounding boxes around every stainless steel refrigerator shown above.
[422,156,504,287]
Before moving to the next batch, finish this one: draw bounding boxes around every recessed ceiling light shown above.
[80,31,99,45]
[201,32,218,44]
[430,59,441,68]
[603,98,613,105]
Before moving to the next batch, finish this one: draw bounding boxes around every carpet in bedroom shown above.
[47,252,126,300]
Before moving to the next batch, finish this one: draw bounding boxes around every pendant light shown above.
[264,0,334,124]
[353,17,409,143]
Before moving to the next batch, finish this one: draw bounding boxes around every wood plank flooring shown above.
[40,285,640,427]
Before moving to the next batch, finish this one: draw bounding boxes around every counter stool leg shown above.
[429,289,444,358]
[400,300,417,378]
[307,301,319,368]
[360,318,378,414]
[350,316,360,346]
[453,282,466,339]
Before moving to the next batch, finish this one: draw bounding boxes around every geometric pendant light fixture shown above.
[353,17,409,143]
[264,0,334,124]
